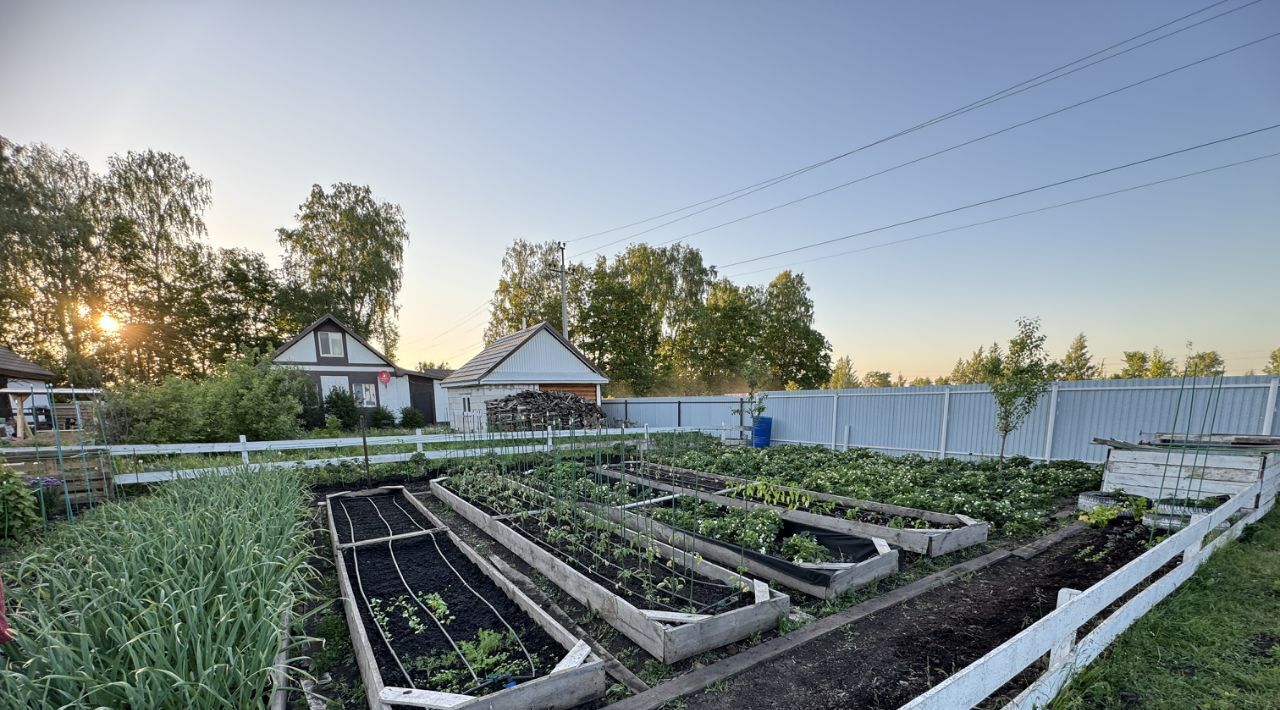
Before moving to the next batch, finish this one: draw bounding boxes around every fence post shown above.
[830,394,839,450]
[938,387,951,458]
[1183,513,1209,564]
[415,428,423,454]
[676,401,682,428]
[624,399,629,425]
[1049,588,1082,666]
[1042,382,1060,461]
[644,424,649,445]
[239,434,249,465]
[546,424,553,449]
[1264,378,1278,435]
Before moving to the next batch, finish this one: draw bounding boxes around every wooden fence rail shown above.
[899,471,1279,709]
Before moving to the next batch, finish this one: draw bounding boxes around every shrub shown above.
[100,377,204,444]
[368,405,397,428]
[399,406,426,428]
[0,469,40,545]
[324,387,359,429]
[199,356,304,442]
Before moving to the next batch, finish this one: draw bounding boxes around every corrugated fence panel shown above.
[602,376,1280,463]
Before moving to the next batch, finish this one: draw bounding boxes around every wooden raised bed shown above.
[595,462,989,557]
[325,487,606,710]
[603,496,898,599]
[431,477,790,663]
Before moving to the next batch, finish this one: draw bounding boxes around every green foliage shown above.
[1079,504,1120,528]
[0,467,314,706]
[780,532,832,563]
[324,386,359,429]
[862,370,892,388]
[758,271,832,390]
[0,469,40,545]
[277,182,408,358]
[826,355,860,389]
[100,354,310,443]
[367,405,397,428]
[984,317,1053,464]
[1265,347,1280,376]
[663,444,1101,536]
[1116,346,1176,379]
[398,406,426,428]
[578,253,661,395]
[1058,333,1100,381]
[1183,349,1225,377]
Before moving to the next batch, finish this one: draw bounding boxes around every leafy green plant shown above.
[399,406,426,428]
[325,386,359,429]
[0,467,314,707]
[0,469,40,545]
[1080,504,1120,528]
[368,405,397,428]
[780,532,832,563]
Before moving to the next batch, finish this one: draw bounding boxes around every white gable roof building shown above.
[441,322,608,431]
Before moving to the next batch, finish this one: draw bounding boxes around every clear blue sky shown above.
[3,0,1277,377]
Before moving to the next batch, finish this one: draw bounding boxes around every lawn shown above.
[1052,508,1280,710]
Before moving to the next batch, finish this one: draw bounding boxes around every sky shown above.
[2,0,1278,378]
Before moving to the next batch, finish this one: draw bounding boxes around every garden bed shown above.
[594,462,988,556]
[325,487,605,709]
[685,518,1162,710]
[431,475,790,663]
[608,496,898,600]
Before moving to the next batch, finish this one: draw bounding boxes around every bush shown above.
[324,387,359,429]
[368,405,397,428]
[0,469,40,545]
[399,406,426,428]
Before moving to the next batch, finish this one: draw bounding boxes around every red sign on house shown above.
[378,370,391,385]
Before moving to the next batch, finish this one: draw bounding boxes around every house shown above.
[441,322,609,431]
[0,346,56,437]
[270,314,449,424]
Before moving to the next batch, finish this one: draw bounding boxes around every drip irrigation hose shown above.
[337,498,416,688]
[363,497,480,685]
[389,496,537,675]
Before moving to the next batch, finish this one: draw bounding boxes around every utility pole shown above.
[555,241,569,339]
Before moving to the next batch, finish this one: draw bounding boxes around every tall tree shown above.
[984,317,1053,466]
[691,279,760,389]
[615,244,714,378]
[577,256,660,395]
[1265,347,1280,376]
[1183,350,1226,377]
[862,370,891,388]
[908,376,934,387]
[758,271,831,389]
[277,182,408,358]
[827,356,860,389]
[949,344,1000,384]
[1057,333,1099,381]
[484,239,585,343]
[1117,351,1150,379]
[1147,347,1176,378]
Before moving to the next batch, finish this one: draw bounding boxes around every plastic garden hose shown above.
[0,574,13,643]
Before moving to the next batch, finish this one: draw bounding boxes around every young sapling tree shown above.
[984,317,1053,468]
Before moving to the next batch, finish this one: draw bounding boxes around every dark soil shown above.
[342,532,563,694]
[331,493,434,543]
[609,463,732,493]
[723,487,963,529]
[689,520,1160,710]
[441,480,749,614]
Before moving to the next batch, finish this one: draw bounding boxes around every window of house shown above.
[353,383,377,408]
[462,395,472,413]
[318,331,344,357]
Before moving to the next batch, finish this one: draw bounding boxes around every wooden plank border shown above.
[325,487,606,709]
[431,477,790,663]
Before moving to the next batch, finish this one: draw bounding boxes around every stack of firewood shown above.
[486,390,605,431]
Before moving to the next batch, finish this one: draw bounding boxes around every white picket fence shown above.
[901,469,1280,709]
[104,426,722,485]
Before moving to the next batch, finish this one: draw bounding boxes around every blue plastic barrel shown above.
[752,416,773,448]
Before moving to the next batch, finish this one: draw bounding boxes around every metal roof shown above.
[441,322,606,387]
[0,347,55,381]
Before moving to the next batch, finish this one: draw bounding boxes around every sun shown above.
[98,313,121,334]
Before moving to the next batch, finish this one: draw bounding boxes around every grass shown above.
[0,467,315,708]
[1051,508,1280,710]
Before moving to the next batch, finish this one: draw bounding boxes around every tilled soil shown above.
[331,493,434,543]
[689,521,1159,710]
[342,533,563,694]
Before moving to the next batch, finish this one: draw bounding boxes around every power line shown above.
[565,0,1257,256]
[650,30,1279,250]
[722,150,1280,279]
[718,123,1280,270]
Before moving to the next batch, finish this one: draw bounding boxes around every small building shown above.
[0,346,56,437]
[441,322,609,432]
[270,314,449,424]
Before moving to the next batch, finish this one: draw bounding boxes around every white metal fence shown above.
[601,376,1280,463]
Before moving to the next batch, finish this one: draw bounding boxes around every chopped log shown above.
[485,390,605,431]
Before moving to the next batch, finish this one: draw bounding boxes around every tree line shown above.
[826,334,1280,389]
[484,240,833,395]
[0,137,408,385]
